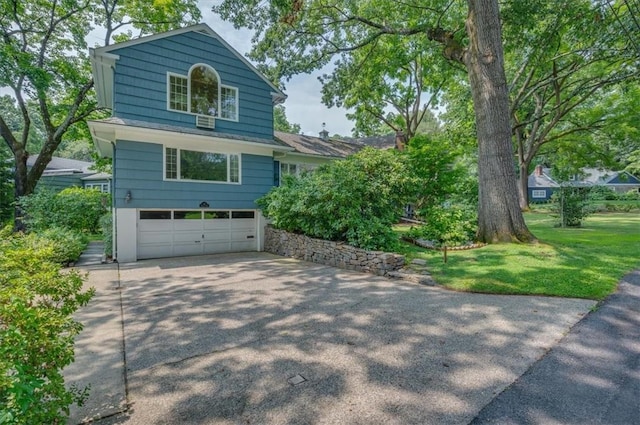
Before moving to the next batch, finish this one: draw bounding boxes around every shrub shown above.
[0,232,94,424]
[588,186,618,201]
[621,189,640,201]
[24,228,88,266]
[100,212,113,258]
[407,205,478,247]
[19,187,109,233]
[551,186,592,227]
[259,147,417,250]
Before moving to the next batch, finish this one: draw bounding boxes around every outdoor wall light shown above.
[125,190,132,203]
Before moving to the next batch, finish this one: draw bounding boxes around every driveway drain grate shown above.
[287,374,306,386]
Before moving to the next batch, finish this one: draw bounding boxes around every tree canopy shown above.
[0,0,201,229]
[214,0,534,243]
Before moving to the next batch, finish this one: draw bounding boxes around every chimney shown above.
[534,165,543,176]
[395,130,406,151]
[319,122,329,141]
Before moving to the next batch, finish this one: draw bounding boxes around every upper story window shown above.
[167,64,238,121]
[165,147,240,184]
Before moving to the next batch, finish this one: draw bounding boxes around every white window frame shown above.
[220,84,239,120]
[166,64,239,122]
[85,183,110,193]
[164,146,241,184]
[167,72,188,112]
[280,162,318,179]
[532,189,547,198]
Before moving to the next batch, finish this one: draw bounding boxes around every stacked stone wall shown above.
[264,226,405,276]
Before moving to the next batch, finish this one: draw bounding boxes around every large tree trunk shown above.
[465,0,535,243]
[518,162,530,210]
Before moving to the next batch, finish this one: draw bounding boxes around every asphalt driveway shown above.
[66,252,595,425]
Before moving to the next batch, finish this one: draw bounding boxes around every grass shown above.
[394,212,640,300]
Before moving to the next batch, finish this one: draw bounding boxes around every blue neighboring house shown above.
[27,155,111,193]
[88,24,357,262]
[528,165,640,202]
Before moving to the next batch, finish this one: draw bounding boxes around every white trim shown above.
[87,119,294,158]
[166,71,188,112]
[92,23,285,102]
[220,84,239,121]
[166,68,239,122]
[115,208,137,263]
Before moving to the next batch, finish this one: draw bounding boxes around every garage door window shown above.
[232,211,255,219]
[204,211,230,219]
[165,147,240,183]
[174,211,202,219]
[140,211,171,219]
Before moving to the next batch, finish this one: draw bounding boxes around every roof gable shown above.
[90,23,286,109]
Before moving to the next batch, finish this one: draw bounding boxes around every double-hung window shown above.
[165,147,240,183]
[167,64,239,121]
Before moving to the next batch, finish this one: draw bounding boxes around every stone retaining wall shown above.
[264,226,405,276]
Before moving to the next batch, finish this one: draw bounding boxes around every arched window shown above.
[189,64,219,116]
[167,64,238,121]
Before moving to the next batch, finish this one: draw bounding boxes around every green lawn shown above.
[394,212,640,300]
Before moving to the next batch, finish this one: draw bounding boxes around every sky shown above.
[197,2,355,137]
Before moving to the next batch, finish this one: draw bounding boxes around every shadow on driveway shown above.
[76,252,594,425]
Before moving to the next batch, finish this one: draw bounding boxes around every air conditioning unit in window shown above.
[195,115,215,129]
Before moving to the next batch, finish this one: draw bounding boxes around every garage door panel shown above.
[231,240,256,251]
[139,220,172,232]
[138,232,173,244]
[174,221,203,231]
[137,209,257,259]
[173,231,204,243]
[138,244,173,260]
[204,220,231,230]
[172,242,203,256]
[203,241,231,254]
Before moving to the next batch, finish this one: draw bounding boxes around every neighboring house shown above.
[528,165,640,202]
[27,155,111,193]
[88,24,355,262]
[273,130,362,184]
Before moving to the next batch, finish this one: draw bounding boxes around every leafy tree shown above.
[274,105,301,133]
[0,0,201,230]
[319,40,446,139]
[0,146,13,224]
[503,0,640,208]
[213,0,535,243]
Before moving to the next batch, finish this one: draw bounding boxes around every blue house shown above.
[528,165,640,202]
[88,24,359,262]
[27,155,111,193]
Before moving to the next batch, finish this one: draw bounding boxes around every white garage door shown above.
[137,210,257,260]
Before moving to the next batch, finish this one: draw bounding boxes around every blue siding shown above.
[528,188,554,202]
[110,32,275,140]
[113,140,274,209]
[37,175,83,192]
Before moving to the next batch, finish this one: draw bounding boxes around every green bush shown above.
[588,186,618,201]
[407,205,478,247]
[19,187,109,233]
[259,147,417,250]
[0,232,94,424]
[621,189,640,201]
[100,212,113,258]
[24,228,88,266]
[551,186,592,227]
